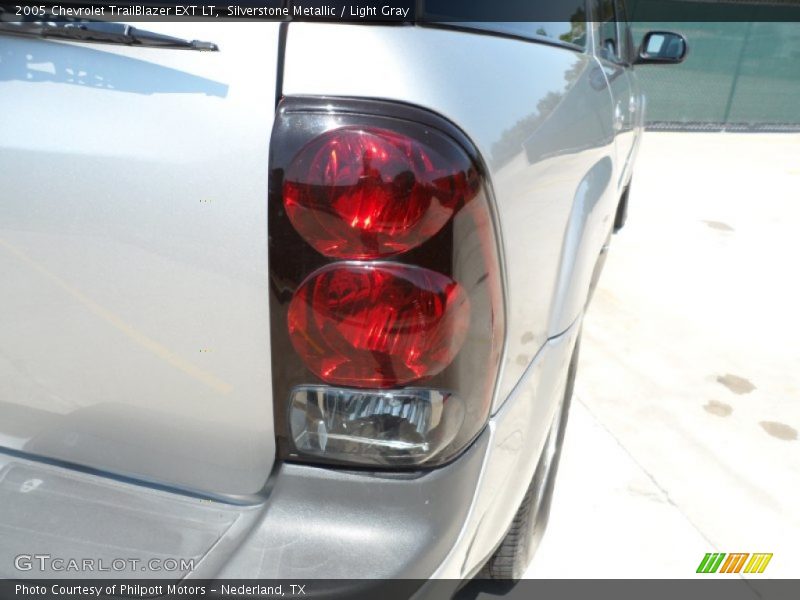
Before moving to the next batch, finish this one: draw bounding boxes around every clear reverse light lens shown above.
[289,386,465,466]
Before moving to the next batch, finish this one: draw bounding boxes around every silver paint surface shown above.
[282,22,635,576]
[0,23,280,497]
[282,23,624,407]
[1,19,643,577]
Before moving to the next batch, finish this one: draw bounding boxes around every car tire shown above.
[478,334,580,580]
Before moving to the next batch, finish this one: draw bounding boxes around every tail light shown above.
[283,127,480,258]
[288,263,471,388]
[269,97,505,468]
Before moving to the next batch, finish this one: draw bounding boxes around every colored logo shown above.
[697,553,772,574]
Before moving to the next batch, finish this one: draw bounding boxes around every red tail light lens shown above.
[287,263,471,388]
[271,97,505,468]
[283,127,480,259]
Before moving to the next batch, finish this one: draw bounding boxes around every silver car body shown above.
[0,16,642,580]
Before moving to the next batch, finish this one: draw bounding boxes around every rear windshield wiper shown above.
[0,20,218,51]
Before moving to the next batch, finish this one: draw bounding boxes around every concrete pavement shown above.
[525,133,800,579]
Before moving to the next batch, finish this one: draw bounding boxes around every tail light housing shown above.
[269,97,505,468]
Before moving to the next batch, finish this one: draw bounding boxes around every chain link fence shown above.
[629,1,800,130]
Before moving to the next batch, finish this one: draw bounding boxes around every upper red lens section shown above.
[287,263,471,388]
[283,127,480,259]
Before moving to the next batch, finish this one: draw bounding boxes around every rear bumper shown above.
[0,429,489,582]
[1,320,579,586]
[211,432,490,580]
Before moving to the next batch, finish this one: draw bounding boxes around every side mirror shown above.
[635,31,688,64]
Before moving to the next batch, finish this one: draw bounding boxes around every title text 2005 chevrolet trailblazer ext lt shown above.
[0,1,686,586]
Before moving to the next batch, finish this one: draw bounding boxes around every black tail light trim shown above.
[268,96,506,469]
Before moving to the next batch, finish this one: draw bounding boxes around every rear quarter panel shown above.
[282,23,619,406]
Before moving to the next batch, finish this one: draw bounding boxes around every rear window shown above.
[421,1,588,49]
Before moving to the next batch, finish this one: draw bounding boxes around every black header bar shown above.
[2,0,800,23]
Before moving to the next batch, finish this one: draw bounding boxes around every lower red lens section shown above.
[287,263,470,388]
